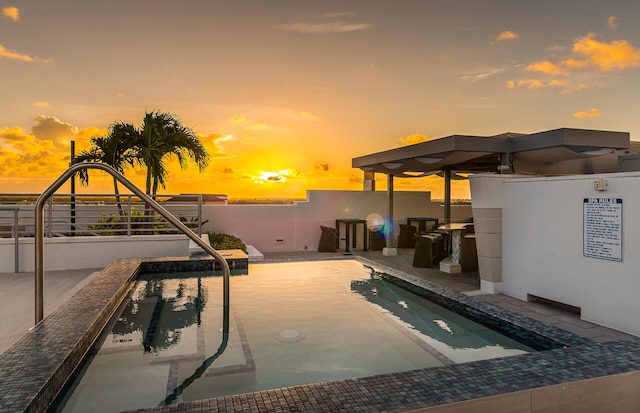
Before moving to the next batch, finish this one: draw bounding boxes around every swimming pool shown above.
[57,260,533,412]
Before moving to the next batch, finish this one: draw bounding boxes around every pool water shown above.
[57,260,533,412]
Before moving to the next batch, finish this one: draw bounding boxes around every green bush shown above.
[206,231,247,253]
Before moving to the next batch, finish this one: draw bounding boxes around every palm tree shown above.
[132,111,210,196]
[73,124,136,216]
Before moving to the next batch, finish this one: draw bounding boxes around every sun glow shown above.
[253,169,296,184]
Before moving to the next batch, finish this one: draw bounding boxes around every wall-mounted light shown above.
[594,178,608,191]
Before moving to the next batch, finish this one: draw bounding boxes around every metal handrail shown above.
[34,162,230,324]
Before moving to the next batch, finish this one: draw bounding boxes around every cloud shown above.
[278,12,371,34]
[198,133,236,160]
[0,117,105,178]
[230,115,247,124]
[0,44,51,62]
[509,32,640,94]
[607,16,618,29]
[31,115,79,145]
[230,115,278,131]
[32,101,50,107]
[525,61,569,75]
[394,133,430,147]
[567,33,640,71]
[1,6,19,22]
[508,78,587,93]
[278,21,371,34]
[462,66,505,82]
[495,31,518,42]
[573,108,602,118]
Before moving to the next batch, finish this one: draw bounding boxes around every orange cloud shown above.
[525,61,569,75]
[0,44,34,62]
[1,6,19,22]
[516,79,546,89]
[510,32,640,94]
[547,79,588,94]
[395,133,430,147]
[230,115,247,124]
[198,133,236,160]
[573,108,602,118]
[32,101,50,107]
[0,44,51,62]
[607,16,618,29]
[568,33,640,71]
[0,116,111,183]
[496,31,518,41]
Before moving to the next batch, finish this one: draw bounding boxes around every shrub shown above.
[206,231,247,253]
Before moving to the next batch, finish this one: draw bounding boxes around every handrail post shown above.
[35,162,230,325]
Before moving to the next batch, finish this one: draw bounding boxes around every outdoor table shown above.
[437,223,472,264]
[335,218,368,252]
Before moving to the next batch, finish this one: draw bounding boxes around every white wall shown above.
[0,235,188,273]
[0,189,472,273]
[200,190,471,253]
[501,172,640,336]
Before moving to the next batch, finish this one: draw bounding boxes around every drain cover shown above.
[276,329,305,343]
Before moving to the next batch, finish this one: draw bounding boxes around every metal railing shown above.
[1,193,204,238]
[34,162,230,324]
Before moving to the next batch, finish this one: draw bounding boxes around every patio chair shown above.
[318,226,339,252]
[397,224,417,248]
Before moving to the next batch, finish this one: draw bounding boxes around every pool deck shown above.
[0,250,638,412]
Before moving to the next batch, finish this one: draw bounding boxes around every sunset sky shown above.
[2,1,640,200]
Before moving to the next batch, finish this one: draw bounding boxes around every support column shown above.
[383,174,397,256]
[444,169,451,225]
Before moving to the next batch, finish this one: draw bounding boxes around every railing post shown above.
[47,198,53,238]
[197,194,203,237]
[127,195,132,236]
[13,207,19,273]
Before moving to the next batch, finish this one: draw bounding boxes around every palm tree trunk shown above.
[113,177,125,219]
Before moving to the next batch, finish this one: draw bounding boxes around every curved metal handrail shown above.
[34,162,230,324]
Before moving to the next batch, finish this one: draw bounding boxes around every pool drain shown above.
[276,329,305,343]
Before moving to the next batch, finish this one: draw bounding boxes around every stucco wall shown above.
[0,235,188,273]
[0,190,472,273]
[201,190,472,253]
[501,172,640,336]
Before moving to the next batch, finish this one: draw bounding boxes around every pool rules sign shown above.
[583,198,622,262]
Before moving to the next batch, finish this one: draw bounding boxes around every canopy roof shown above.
[353,128,633,176]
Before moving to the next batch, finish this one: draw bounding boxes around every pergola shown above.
[352,128,633,240]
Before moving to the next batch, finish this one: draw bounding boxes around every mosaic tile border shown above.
[1,257,639,413]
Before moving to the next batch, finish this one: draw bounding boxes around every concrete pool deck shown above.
[0,251,638,412]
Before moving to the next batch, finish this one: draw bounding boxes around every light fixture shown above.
[416,157,444,164]
[382,162,404,169]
